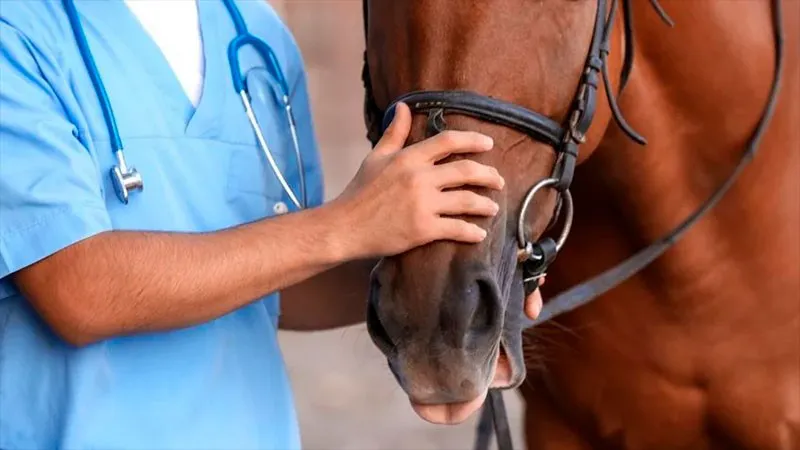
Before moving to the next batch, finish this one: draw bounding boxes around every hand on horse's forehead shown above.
[525,276,545,321]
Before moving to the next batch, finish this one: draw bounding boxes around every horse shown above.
[360,0,798,448]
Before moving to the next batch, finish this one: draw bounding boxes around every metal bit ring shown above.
[516,177,574,259]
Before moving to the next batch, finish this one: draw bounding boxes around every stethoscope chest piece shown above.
[111,163,143,204]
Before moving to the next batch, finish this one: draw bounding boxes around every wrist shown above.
[312,198,367,263]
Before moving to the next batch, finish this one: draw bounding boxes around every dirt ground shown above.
[269,1,526,449]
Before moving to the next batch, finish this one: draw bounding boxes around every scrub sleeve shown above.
[0,22,112,282]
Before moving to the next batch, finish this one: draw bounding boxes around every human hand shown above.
[524,276,546,320]
[333,102,505,259]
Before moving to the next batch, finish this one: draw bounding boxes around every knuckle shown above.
[439,130,460,147]
[453,192,470,209]
[450,160,467,176]
[478,162,498,177]
[468,193,484,210]
[474,195,495,212]
[464,160,485,176]
[454,160,476,177]
[454,221,472,239]
[466,192,482,207]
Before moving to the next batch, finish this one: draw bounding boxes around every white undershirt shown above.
[124,0,205,107]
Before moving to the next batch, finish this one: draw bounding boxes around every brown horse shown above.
[362,0,798,448]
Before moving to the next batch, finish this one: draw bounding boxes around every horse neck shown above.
[551,0,799,311]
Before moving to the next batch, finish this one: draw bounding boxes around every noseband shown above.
[361,0,785,449]
[365,0,652,296]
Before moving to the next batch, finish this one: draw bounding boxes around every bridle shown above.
[360,0,785,449]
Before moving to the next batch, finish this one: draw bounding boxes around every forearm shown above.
[15,203,354,345]
[14,108,504,346]
[279,258,378,331]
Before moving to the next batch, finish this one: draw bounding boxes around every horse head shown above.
[359,2,788,450]
[361,0,635,424]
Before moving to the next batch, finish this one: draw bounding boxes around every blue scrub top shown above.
[0,1,324,448]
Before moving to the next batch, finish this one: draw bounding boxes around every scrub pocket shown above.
[226,143,291,223]
[226,68,301,222]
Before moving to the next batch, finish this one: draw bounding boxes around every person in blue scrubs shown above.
[0,1,545,449]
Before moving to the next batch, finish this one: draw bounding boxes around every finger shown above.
[434,218,488,243]
[373,102,412,156]
[409,130,494,163]
[524,288,544,320]
[438,191,499,217]
[433,160,505,191]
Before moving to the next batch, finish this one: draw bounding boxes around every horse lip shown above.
[492,340,525,389]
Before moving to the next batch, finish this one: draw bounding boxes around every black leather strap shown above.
[381,91,565,149]
[362,1,785,450]
[473,401,495,450]
[489,390,513,450]
[619,0,636,93]
[524,0,784,330]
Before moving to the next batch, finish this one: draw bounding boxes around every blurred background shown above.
[266,1,526,449]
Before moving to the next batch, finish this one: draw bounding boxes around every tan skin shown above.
[365,0,798,447]
[12,100,546,346]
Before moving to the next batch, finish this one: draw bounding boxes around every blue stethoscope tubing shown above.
[221,0,306,210]
[61,0,307,210]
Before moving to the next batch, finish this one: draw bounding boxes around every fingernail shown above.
[491,202,500,215]
[481,136,494,150]
[478,228,488,239]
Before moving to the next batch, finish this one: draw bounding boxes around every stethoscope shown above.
[61,0,307,210]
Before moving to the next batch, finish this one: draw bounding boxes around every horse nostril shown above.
[366,278,394,354]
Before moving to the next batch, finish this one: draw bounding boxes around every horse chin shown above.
[408,343,521,425]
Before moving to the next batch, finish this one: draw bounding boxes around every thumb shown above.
[524,289,543,321]
[374,102,412,156]
[524,276,545,321]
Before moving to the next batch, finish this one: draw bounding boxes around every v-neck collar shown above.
[79,0,227,138]
[184,0,227,137]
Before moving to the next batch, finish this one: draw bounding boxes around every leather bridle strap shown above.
[372,0,615,194]
[481,389,513,450]
[381,91,565,148]
[479,0,785,449]
[522,0,785,329]
[361,0,785,449]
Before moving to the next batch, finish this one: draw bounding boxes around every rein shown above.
[360,1,786,449]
